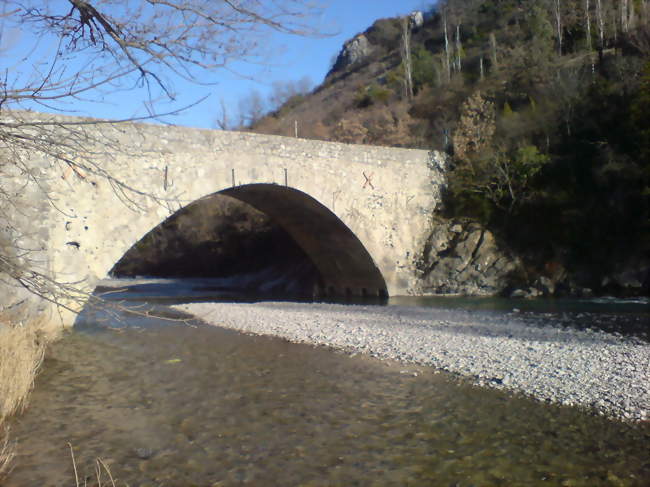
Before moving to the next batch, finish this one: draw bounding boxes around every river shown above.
[5,279,650,486]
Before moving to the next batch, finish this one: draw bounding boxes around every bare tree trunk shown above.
[490,32,499,70]
[640,0,646,24]
[613,5,618,45]
[586,0,595,74]
[215,98,230,130]
[596,0,605,62]
[455,23,463,72]
[621,0,629,32]
[554,0,563,56]
[480,56,484,80]
[443,9,451,82]
[401,16,414,100]
[586,0,592,51]
[596,0,604,47]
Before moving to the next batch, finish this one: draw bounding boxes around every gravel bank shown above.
[172,301,650,422]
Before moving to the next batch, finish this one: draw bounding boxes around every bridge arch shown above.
[219,184,387,298]
[111,184,388,299]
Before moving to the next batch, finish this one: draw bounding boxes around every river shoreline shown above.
[172,301,650,422]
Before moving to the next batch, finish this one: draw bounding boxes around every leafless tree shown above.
[621,0,630,32]
[267,76,313,111]
[596,0,605,51]
[219,76,313,130]
[455,23,463,72]
[215,98,231,130]
[0,0,324,313]
[443,7,452,82]
[554,0,563,55]
[585,0,596,73]
[401,16,414,100]
[585,0,592,52]
[237,88,267,127]
[489,32,499,71]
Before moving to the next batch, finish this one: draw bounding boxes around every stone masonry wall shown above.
[0,113,447,327]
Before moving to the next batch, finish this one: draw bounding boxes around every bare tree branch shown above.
[0,0,325,316]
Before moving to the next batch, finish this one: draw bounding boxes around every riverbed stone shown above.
[174,301,650,423]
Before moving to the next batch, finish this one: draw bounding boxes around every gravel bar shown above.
[172,301,650,422]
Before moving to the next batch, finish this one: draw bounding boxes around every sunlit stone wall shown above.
[1,113,447,326]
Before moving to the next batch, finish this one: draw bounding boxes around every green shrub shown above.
[412,47,436,90]
[354,84,393,108]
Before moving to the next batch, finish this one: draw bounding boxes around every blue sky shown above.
[5,0,432,129]
[196,0,434,129]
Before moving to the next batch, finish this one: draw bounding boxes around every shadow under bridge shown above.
[220,184,387,299]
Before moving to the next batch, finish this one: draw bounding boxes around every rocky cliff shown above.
[417,218,523,296]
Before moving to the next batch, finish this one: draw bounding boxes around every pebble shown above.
[134,448,154,460]
[173,302,650,422]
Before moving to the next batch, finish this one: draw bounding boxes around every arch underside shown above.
[219,184,387,298]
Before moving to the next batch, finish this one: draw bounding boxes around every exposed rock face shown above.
[329,34,372,74]
[417,218,522,295]
[326,13,420,77]
[452,91,496,161]
[409,11,424,29]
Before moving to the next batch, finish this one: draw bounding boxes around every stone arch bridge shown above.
[3,114,447,326]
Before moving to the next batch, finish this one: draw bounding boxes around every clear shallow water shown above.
[390,294,650,313]
[6,282,650,486]
[97,278,650,341]
[391,295,650,342]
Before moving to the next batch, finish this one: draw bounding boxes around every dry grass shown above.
[0,313,52,480]
[0,426,15,479]
[0,319,47,421]
[69,443,121,487]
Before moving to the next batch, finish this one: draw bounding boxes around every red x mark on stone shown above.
[362,171,374,190]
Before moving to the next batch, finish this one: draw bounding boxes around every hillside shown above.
[246,0,650,296]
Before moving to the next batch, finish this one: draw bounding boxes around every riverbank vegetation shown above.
[249,0,650,295]
[0,315,49,480]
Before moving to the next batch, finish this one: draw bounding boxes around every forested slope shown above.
[248,0,650,296]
